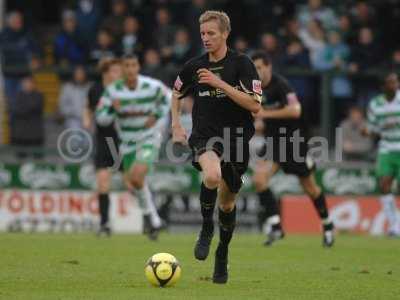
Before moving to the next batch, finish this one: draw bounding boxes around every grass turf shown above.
[0,233,399,300]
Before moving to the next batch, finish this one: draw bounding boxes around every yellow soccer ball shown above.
[145,253,181,287]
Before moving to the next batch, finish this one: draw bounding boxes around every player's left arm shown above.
[197,55,262,113]
[363,102,380,137]
[257,93,302,119]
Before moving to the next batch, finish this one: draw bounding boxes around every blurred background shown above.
[0,0,399,234]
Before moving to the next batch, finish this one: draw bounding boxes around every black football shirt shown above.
[174,49,262,142]
[261,73,307,139]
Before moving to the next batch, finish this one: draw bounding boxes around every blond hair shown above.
[199,10,231,33]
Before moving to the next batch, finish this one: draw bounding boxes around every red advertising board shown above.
[281,196,400,235]
[0,190,142,233]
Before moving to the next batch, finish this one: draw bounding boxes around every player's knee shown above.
[131,179,144,189]
[130,174,145,189]
[96,171,110,193]
[306,186,321,199]
[129,165,148,189]
[253,175,268,192]
[203,170,221,189]
[219,201,235,213]
[97,180,110,193]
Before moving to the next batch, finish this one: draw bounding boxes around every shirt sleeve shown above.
[277,76,296,106]
[95,87,116,126]
[154,81,172,119]
[237,55,262,103]
[173,61,194,99]
[367,102,379,134]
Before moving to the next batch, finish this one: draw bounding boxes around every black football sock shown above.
[311,192,332,229]
[258,188,282,230]
[200,183,217,231]
[99,193,110,226]
[217,206,236,259]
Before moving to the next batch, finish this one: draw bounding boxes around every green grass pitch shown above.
[1,233,399,299]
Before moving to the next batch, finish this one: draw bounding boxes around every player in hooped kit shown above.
[365,72,400,237]
[171,11,262,283]
[96,55,170,240]
[251,51,335,247]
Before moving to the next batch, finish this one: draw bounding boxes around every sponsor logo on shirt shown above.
[199,91,211,97]
[252,80,262,95]
[174,76,183,91]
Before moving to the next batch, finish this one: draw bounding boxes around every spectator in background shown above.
[0,11,40,107]
[121,16,142,56]
[141,48,174,85]
[281,39,311,115]
[153,7,177,54]
[337,15,356,46]
[385,48,400,70]
[340,106,373,161]
[11,75,44,158]
[101,0,128,41]
[184,0,207,49]
[59,66,91,129]
[281,19,301,46]
[297,0,338,30]
[76,0,101,47]
[282,38,310,68]
[233,36,252,55]
[314,31,352,99]
[350,28,381,105]
[260,32,283,70]
[351,1,375,30]
[54,10,85,66]
[89,29,118,64]
[349,27,381,72]
[299,19,326,69]
[168,28,195,66]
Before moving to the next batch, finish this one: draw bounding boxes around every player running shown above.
[171,11,262,283]
[96,54,170,240]
[84,58,122,236]
[251,51,335,247]
[365,72,400,237]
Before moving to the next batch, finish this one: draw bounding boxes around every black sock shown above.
[312,192,330,224]
[99,193,110,226]
[217,206,236,259]
[258,188,281,230]
[200,183,217,229]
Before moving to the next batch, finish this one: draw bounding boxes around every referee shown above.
[83,58,122,236]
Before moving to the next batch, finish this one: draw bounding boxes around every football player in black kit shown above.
[251,51,335,248]
[171,11,262,284]
[84,58,122,236]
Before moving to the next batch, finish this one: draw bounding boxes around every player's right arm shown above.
[171,90,187,144]
[95,88,116,126]
[171,64,194,144]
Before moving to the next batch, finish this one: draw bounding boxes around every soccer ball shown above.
[145,253,181,287]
